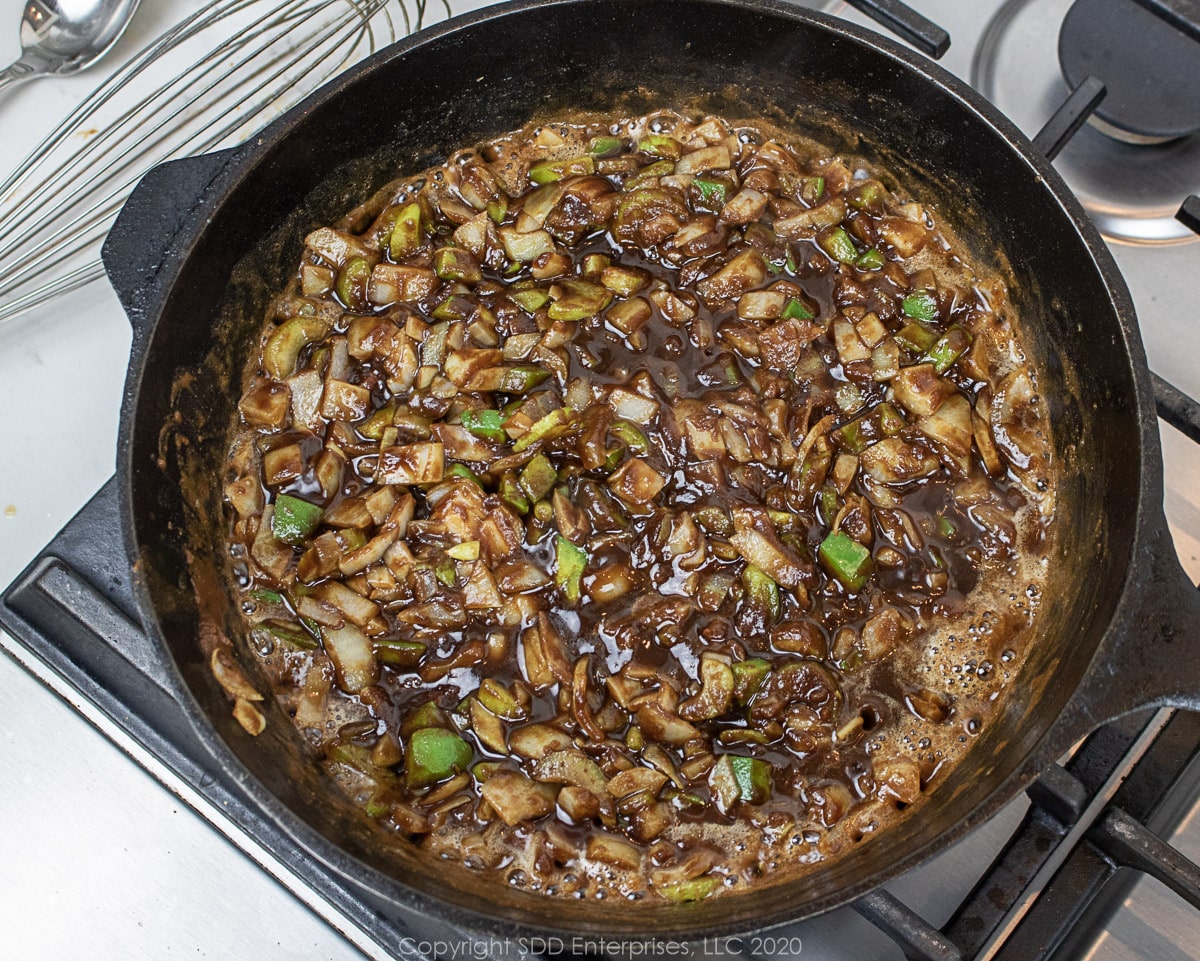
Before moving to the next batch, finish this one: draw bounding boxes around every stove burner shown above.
[1058,0,1200,144]
[973,0,1200,245]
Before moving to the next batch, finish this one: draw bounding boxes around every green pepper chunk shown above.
[694,178,729,209]
[477,679,522,720]
[624,159,677,189]
[901,289,939,322]
[847,181,886,211]
[433,554,457,587]
[637,134,683,160]
[800,176,825,204]
[937,516,957,539]
[922,325,973,374]
[732,658,771,705]
[405,728,473,788]
[403,701,448,736]
[519,453,558,502]
[856,248,885,271]
[529,155,595,184]
[819,227,859,264]
[249,588,284,606]
[742,564,781,621]
[272,494,324,545]
[818,531,874,591]
[658,877,721,902]
[781,296,814,321]
[460,408,508,443]
[895,321,940,353]
[358,403,396,441]
[554,535,588,604]
[588,135,623,158]
[709,754,773,811]
[389,202,423,260]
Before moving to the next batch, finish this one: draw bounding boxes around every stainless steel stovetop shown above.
[0,1,1197,958]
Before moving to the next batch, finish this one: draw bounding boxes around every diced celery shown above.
[529,155,595,184]
[519,453,558,502]
[389,202,423,259]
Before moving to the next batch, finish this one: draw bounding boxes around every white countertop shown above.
[1,1,1197,958]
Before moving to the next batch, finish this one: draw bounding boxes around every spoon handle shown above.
[0,58,38,96]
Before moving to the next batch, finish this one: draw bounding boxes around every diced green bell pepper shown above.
[405,728,473,788]
[588,135,623,158]
[272,494,324,545]
[819,227,859,264]
[460,408,508,443]
[709,754,773,811]
[855,248,885,271]
[818,531,874,591]
[512,407,575,453]
[694,178,728,209]
[433,247,482,284]
[499,470,531,514]
[637,135,683,160]
[446,463,484,488]
[554,535,588,604]
[781,296,814,321]
[922,325,973,374]
[374,639,426,667]
[609,419,650,455]
[336,257,372,310]
[901,289,939,322]
[501,365,551,394]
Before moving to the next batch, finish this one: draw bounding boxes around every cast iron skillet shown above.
[101,0,1200,940]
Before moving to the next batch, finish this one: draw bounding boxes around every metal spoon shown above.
[0,0,141,95]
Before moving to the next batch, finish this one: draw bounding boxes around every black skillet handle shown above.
[1045,512,1200,758]
[101,148,238,332]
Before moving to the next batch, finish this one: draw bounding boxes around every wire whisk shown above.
[0,0,442,325]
